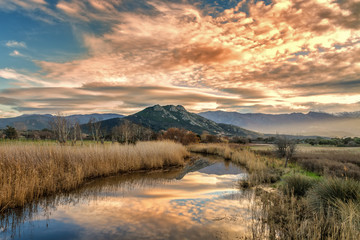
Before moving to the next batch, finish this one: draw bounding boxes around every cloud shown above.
[0,0,63,23]
[0,81,256,115]
[0,97,20,106]
[9,50,24,57]
[1,0,360,115]
[5,40,27,48]
[220,87,270,99]
[0,68,50,86]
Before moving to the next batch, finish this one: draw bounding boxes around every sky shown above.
[0,0,359,117]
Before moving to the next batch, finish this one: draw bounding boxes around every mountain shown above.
[98,105,261,138]
[335,111,360,118]
[198,111,360,137]
[0,113,124,130]
[0,114,54,131]
[65,114,124,124]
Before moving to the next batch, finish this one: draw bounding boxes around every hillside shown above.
[98,105,261,138]
[0,113,124,130]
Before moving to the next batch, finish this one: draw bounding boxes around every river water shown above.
[0,155,252,240]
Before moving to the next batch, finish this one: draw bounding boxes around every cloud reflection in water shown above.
[2,161,252,240]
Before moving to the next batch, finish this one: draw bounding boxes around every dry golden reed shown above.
[0,141,188,211]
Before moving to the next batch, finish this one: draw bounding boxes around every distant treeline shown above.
[303,137,360,147]
[255,136,360,147]
[1,118,358,147]
[0,117,251,145]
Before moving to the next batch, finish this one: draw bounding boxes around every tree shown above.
[50,113,70,144]
[4,125,18,140]
[160,128,199,145]
[70,120,83,146]
[181,131,200,145]
[88,117,104,143]
[112,120,154,144]
[112,120,133,144]
[275,135,297,168]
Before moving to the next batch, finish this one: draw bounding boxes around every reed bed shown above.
[187,143,232,159]
[253,177,360,240]
[253,144,360,180]
[294,149,360,180]
[0,141,188,211]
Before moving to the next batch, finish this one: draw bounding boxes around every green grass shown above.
[285,163,322,179]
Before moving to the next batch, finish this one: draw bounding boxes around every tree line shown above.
[0,115,257,146]
[0,115,201,145]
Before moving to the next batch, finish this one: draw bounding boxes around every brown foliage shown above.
[294,150,360,180]
[160,128,199,145]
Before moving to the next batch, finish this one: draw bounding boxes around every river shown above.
[0,154,252,240]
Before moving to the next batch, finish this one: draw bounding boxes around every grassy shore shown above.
[188,143,360,239]
[0,141,188,211]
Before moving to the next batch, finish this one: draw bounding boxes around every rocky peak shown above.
[168,105,179,112]
[176,105,186,111]
[153,104,165,112]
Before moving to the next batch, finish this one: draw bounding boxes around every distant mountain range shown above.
[98,105,261,138]
[198,111,360,137]
[0,113,124,130]
[1,106,358,137]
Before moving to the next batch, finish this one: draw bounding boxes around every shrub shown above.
[307,177,360,213]
[282,174,317,197]
[4,125,18,140]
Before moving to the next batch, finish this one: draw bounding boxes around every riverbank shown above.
[0,141,189,211]
[188,144,283,186]
[188,143,360,240]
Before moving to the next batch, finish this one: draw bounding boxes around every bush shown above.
[282,174,317,197]
[4,125,18,139]
[307,177,360,213]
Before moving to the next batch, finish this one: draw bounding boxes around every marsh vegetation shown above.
[1,135,359,239]
[0,141,188,211]
[0,151,248,240]
[188,143,360,240]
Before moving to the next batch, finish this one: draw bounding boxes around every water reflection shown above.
[1,155,251,240]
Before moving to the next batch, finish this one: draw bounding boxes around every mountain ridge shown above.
[198,110,360,137]
[0,113,124,130]
[98,105,261,138]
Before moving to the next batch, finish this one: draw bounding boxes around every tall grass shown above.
[187,143,232,159]
[0,141,188,211]
[252,183,360,239]
[250,177,360,239]
[307,177,360,213]
[253,145,360,180]
[292,146,360,180]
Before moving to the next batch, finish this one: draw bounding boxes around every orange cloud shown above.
[1,0,360,115]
